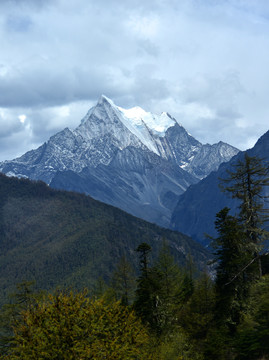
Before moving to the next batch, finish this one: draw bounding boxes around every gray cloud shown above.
[0,113,24,138]
[180,71,244,121]
[5,14,33,32]
[0,65,122,108]
[0,0,54,9]
[0,0,269,161]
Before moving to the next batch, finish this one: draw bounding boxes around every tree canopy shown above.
[3,290,152,360]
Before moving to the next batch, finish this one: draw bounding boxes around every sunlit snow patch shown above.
[118,106,176,137]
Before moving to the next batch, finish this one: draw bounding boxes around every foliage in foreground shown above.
[0,273,269,359]
[1,290,152,360]
[0,154,268,359]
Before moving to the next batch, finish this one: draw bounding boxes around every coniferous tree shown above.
[111,255,136,306]
[235,275,269,360]
[0,282,43,356]
[209,154,269,348]
[92,277,109,299]
[134,242,187,336]
[149,242,186,336]
[220,153,269,278]
[212,208,249,332]
[134,243,158,329]
[136,242,152,274]
[181,254,195,304]
[176,271,216,360]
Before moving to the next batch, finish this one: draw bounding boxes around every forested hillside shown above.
[0,173,209,306]
[1,154,269,359]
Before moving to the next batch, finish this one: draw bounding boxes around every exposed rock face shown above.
[0,95,239,228]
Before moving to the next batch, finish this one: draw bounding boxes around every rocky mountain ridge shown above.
[0,95,239,228]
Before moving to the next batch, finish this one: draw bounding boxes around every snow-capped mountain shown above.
[0,95,239,227]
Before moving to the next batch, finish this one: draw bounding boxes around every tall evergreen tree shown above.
[149,242,186,336]
[235,275,269,360]
[220,153,269,277]
[134,241,187,336]
[179,272,215,348]
[111,255,136,306]
[181,254,195,304]
[210,154,269,337]
[134,243,158,329]
[0,282,42,356]
[136,242,152,274]
[212,208,249,332]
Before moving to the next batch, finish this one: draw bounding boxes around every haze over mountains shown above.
[0,95,239,228]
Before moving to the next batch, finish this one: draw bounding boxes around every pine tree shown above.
[0,281,42,356]
[210,154,269,337]
[111,255,136,306]
[212,207,249,332]
[134,242,186,336]
[180,271,215,341]
[134,243,158,329]
[235,275,269,359]
[220,153,269,278]
[150,242,185,336]
[136,242,152,274]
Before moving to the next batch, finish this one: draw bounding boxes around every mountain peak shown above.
[0,95,241,231]
[80,95,117,125]
[98,94,115,106]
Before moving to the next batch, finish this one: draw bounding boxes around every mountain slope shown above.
[171,130,269,245]
[51,146,197,226]
[0,173,210,306]
[0,95,239,228]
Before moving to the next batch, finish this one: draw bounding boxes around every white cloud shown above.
[18,114,26,123]
[0,0,269,160]
[127,14,160,39]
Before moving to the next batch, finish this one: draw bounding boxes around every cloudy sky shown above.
[0,0,269,161]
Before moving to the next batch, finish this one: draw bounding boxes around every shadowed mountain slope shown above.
[171,130,269,245]
[0,173,209,306]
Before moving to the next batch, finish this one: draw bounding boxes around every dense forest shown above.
[0,245,268,359]
[0,154,269,359]
[0,172,209,307]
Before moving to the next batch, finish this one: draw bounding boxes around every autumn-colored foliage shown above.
[4,291,152,359]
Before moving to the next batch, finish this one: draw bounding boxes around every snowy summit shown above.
[80,95,179,156]
[0,95,240,228]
